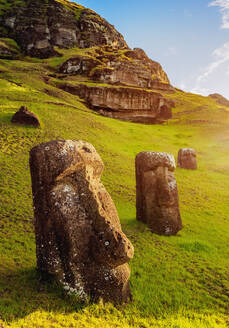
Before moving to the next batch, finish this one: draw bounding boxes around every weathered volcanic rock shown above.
[30,140,134,304]
[57,45,175,123]
[209,93,229,107]
[91,60,174,92]
[59,56,100,75]
[59,83,174,123]
[135,151,182,235]
[11,106,40,127]
[59,47,174,92]
[178,148,197,170]
[0,0,128,58]
[125,48,170,85]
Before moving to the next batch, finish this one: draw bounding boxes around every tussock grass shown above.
[0,54,229,327]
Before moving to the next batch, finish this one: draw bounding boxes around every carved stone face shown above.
[178,148,197,170]
[136,152,182,235]
[30,140,134,304]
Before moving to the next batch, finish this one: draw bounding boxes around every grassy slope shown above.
[0,51,229,328]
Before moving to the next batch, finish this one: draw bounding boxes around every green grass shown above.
[0,53,229,328]
[0,38,20,52]
[0,0,25,16]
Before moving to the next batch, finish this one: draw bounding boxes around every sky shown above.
[74,0,229,98]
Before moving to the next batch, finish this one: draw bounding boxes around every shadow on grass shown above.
[0,267,87,322]
[0,112,15,125]
[0,218,228,324]
[0,112,40,129]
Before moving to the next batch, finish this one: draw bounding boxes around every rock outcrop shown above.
[1,0,175,124]
[135,151,182,235]
[59,47,174,92]
[11,106,40,127]
[58,46,175,123]
[209,93,229,107]
[177,148,197,170]
[0,0,128,58]
[59,83,173,123]
[30,140,134,304]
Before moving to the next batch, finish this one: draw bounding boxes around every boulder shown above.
[135,151,182,235]
[29,140,134,304]
[11,106,40,127]
[178,148,197,170]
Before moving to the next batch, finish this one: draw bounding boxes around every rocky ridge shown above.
[0,0,175,123]
[0,0,127,58]
[209,93,229,107]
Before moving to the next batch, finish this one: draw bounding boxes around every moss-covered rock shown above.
[0,0,128,58]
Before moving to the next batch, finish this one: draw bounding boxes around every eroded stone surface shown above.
[57,46,175,123]
[30,140,134,303]
[58,83,174,124]
[59,56,100,75]
[177,148,197,170]
[136,151,182,235]
[11,106,40,127]
[1,0,128,58]
[59,47,174,93]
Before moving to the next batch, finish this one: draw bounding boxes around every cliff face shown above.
[59,47,174,92]
[0,0,128,58]
[56,45,175,123]
[0,0,175,124]
[56,83,174,123]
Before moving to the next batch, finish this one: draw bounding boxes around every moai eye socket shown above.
[82,146,91,153]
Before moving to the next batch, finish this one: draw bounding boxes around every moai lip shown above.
[136,151,182,236]
[30,140,134,304]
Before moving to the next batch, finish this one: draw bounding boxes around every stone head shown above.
[30,140,104,187]
[30,140,134,303]
[178,148,197,170]
[136,151,182,235]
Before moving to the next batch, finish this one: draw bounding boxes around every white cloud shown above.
[177,2,229,97]
[197,42,229,82]
[209,0,229,29]
[191,42,229,95]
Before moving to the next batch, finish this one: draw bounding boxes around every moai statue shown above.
[178,148,197,170]
[30,140,134,304]
[135,152,182,236]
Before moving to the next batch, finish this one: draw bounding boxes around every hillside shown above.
[0,1,229,328]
